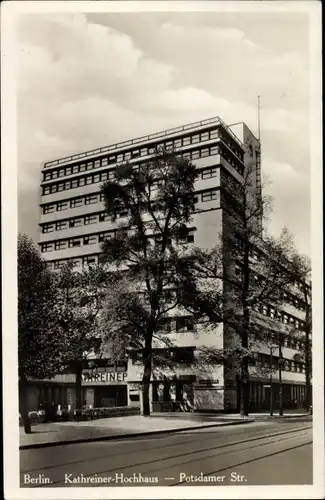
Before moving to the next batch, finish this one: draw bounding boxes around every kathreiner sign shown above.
[82,371,128,385]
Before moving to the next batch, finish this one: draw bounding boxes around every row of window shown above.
[132,347,195,364]
[42,127,244,182]
[46,254,99,269]
[42,211,111,233]
[42,170,115,196]
[41,226,197,254]
[42,187,220,220]
[43,192,105,213]
[253,355,306,374]
[42,143,242,196]
[253,302,305,331]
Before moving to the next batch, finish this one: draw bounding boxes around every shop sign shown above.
[82,371,127,385]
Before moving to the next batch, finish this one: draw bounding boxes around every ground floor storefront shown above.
[244,380,309,411]
[21,363,310,415]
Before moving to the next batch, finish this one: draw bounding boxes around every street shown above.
[20,417,312,487]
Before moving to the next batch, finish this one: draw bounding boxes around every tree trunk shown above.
[75,361,82,411]
[142,370,151,417]
[239,365,249,416]
[141,329,153,417]
[279,340,283,416]
[19,373,32,434]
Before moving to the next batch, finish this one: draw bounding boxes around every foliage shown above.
[100,149,223,414]
[18,234,65,379]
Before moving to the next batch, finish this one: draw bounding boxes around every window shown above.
[84,215,98,225]
[66,167,72,176]
[183,136,191,146]
[87,162,93,171]
[176,316,194,331]
[42,224,54,233]
[86,176,93,185]
[201,132,209,141]
[210,146,220,155]
[283,314,288,324]
[99,212,109,222]
[94,160,100,168]
[178,229,195,244]
[109,155,116,163]
[124,152,131,161]
[80,164,86,172]
[101,172,108,181]
[85,195,98,205]
[170,348,194,363]
[64,181,70,190]
[70,198,83,208]
[84,236,97,245]
[117,154,123,162]
[54,261,65,269]
[201,148,209,158]
[210,129,220,139]
[55,241,67,251]
[99,231,114,242]
[57,183,65,192]
[269,308,275,319]
[41,243,53,253]
[202,190,218,202]
[52,170,58,179]
[192,134,200,144]
[102,158,108,166]
[140,148,148,156]
[202,167,217,179]
[83,256,97,265]
[79,178,85,186]
[56,221,68,231]
[70,179,78,189]
[43,186,51,195]
[43,205,55,214]
[69,218,82,228]
[93,174,100,183]
[57,202,68,211]
[44,173,52,181]
[70,259,81,268]
[69,239,81,248]
[72,165,79,174]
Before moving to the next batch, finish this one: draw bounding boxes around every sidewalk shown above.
[20,414,254,449]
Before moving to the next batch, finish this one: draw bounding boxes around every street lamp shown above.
[269,344,278,416]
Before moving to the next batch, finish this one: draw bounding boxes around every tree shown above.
[54,262,108,411]
[18,234,65,433]
[99,149,220,416]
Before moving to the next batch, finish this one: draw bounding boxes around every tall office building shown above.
[35,116,309,412]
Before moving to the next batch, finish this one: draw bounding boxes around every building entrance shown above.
[94,385,127,408]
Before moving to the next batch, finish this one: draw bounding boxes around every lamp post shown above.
[269,344,278,417]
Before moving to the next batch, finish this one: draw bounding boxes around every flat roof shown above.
[44,115,244,169]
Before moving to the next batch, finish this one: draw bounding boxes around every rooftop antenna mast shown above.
[256,95,263,234]
[257,94,261,142]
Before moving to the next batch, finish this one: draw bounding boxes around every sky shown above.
[16,9,311,256]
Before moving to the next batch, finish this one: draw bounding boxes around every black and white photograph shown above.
[2,1,324,499]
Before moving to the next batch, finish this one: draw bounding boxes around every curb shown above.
[20,418,254,450]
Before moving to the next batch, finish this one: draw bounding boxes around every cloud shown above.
[16,12,310,255]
